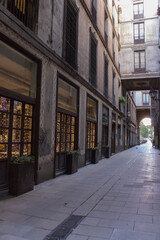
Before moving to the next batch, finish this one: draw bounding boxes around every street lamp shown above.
[149,88,160,102]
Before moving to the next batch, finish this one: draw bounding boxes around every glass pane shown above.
[61,133,65,142]
[134,52,139,68]
[87,97,97,121]
[102,106,109,125]
[71,125,75,134]
[56,133,60,143]
[134,4,138,15]
[56,142,60,152]
[12,130,21,142]
[13,115,22,129]
[61,143,65,152]
[14,101,22,115]
[0,144,8,159]
[139,3,143,14]
[66,134,70,142]
[23,131,32,143]
[58,78,77,113]
[0,41,37,98]
[140,23,144,39]
[24,117,32,130]
[71,134,75,142]
[0,129,8,143]
[0,113,9,128]
[25,104,33,116]
[71,142,74,150]
[0,97,10,112]
[66,142,70,152]
[12,144,20,157]
[23,144,31,155]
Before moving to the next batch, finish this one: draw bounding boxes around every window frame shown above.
[134,22,145,44]
[104,55,109,98]
[133,2,144,19]
[89,30,97,88]
[142,92,149,105]
[63,0,79,69]
[134,50,146,73]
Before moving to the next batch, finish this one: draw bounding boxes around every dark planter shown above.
[91,149,99,164]
[105,148,110,158]
[66,155,78,174]
[9,162,34,196]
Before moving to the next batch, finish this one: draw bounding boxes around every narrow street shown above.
[0,142,160,239]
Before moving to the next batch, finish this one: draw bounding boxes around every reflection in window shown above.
[58,78,77,113]
[0,41,37,98]
[87,97,97,121]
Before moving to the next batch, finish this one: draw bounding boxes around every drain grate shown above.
[44,215,84,240]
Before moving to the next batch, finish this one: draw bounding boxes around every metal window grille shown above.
[64,1,77,68]
[91,0,97,24]
[104,58,108,97]
[3,0,39,31]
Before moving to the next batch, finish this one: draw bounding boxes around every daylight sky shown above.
[141,118,151,126]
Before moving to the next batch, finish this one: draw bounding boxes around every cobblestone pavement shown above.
[1,142,160,240]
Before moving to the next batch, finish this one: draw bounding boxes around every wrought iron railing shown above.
[1,0,39,32]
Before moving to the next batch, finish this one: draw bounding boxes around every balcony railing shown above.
[1,0,39,32]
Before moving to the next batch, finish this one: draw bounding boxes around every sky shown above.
[141,118,151,126]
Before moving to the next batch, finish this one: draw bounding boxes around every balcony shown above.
[1,0,39,32]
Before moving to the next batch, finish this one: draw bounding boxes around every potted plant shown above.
[105,145,110,158]
[9,155,35,196]
[119,96,126,104]
[91,146,99,164]
[66,150,79,174]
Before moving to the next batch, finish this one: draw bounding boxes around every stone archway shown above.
[137,108,150,126]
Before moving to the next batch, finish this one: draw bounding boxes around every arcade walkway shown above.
[1,142,160,240]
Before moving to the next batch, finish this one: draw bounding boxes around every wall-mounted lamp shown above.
[149,88,160,103]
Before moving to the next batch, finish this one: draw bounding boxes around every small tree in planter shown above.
[91,146,99,164]
[105,145,110,158]
[66,150,79,174]
[9,155,35,196]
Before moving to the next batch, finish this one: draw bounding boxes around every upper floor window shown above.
[104,11,108,47]
[89,32,97,88]
[104,56,108,97]
[142,93,149,105]
[134,50,145,73]
[134,22,144,44]
[63,0,78,69]
[2,0,39,31]
[112,70,116,104]
[133,3,144,19]
[91,0,97,25]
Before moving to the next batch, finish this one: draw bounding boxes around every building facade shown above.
[119,0,160,145]
[0,0,137,190]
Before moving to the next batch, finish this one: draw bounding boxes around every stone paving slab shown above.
[1,142,160,240]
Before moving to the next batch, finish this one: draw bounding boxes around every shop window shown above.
[90,32,97,88]
[134,22,144,44]
[133,3,144,19]
[0,41,37,98]
[102,106,109,149]
[86,96,97,150]
[134,50,145,73]
[56,77,78,173]
[63,0,78,69]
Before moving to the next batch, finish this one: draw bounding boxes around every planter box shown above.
[91,149,99,164]
[105,148,110,158]
[66,155,78,174]
[9,162,34,196]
